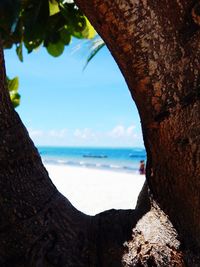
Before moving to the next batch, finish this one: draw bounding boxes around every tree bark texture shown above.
[0,46,91,266]
[75,0,200,262]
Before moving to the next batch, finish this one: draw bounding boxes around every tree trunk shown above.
[74,0,200,264]
[0,44,92,266]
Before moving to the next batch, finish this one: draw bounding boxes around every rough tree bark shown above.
[1,0,200,266]
[74,0,200,265]
[0,45,90,266]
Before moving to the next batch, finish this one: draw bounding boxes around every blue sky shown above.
[4,39,144,147]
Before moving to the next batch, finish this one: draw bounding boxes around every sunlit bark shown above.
[75,0,200,263]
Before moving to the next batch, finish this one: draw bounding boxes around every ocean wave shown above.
[42,158,138,173]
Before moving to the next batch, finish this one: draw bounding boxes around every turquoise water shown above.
[38,146,146,173]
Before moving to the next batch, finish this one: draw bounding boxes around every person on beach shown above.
[139,160,145,175]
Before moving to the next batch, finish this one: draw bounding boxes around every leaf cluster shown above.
[0,0,96,59]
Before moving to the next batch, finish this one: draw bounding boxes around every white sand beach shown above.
[45,164,145,216]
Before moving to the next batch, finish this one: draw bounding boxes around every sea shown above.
[38,147,146,174]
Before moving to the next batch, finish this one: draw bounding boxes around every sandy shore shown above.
[45,164,145,216]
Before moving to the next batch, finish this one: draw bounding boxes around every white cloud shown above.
[109,125,125,138]
[28,129,44,138]
[27,124,143,147]
[108,125,136,138]
[74,128,95,139]
[28,128,68,141]
[126,125,135,136]
[49,129,68,138]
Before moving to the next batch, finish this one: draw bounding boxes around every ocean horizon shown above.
[37,146,146,174]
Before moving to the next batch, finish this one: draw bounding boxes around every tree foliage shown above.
[6,76,21,108]
[0,0,95,58]
[0,0,96,106]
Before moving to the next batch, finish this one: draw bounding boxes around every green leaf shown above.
[10,92,21,108]
[46,41,65,57]
[49,0,60,16]
[24,39,43,53]
[16,43,23,62]
[23,0,49,44]
[7,75,20,108]
[7,76,19,92]
[60,27,71,45]
[81,18,96,39]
